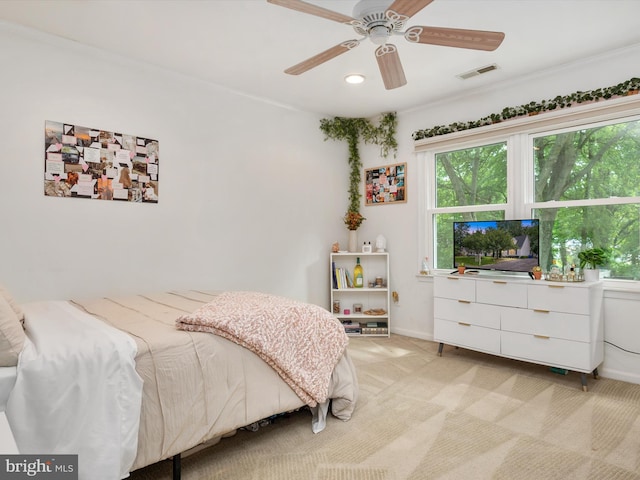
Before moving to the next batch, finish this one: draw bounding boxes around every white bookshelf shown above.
[330,252,390,337]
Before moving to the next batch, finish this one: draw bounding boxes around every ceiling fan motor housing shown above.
[352,0,407,44]
[352,0,394,19]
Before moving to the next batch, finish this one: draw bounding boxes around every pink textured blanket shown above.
[175,291,349,407]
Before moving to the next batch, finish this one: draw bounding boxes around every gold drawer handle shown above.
[534,334,550,339]
[493,280,507,284]
[458,300,471,304]
[447,277,459,280]
[533,309,550,313]
[548,285,565,289]
[458,322,471,327]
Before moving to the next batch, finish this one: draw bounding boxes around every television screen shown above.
[453,219,540,273]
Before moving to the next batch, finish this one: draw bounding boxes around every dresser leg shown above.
[437,342,444,357]
[580,373,588,392]
[593,368,599,380]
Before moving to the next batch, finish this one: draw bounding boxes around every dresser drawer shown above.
[435,298,501,329]
[477,280,527,308]
[527,284,590,315]
[434,276,475,302]
[501,310,590,342]
[501,331,592,371]
[435,319,500,354]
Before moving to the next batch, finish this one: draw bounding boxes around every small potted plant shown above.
[457,263,466,275]
[532,265,543,280]
[343,210,365,252]
[578,247,610,282]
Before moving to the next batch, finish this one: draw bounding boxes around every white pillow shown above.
[0,295,25,366]
[0,284,24,326]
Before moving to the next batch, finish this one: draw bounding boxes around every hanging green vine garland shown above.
[412,77,640,141]
[320,112,398,230]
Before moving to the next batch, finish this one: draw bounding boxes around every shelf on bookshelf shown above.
[332,287,388,292]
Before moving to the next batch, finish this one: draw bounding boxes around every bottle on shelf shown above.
[354,257,364,288]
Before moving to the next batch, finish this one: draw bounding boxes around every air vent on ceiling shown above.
[457,64,498,80]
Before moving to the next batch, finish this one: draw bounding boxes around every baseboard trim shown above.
[390,328,433,342]
[599,367,640,386]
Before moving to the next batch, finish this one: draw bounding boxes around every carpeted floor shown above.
[129,335,640,479]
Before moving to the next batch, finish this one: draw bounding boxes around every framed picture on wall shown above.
[44,120,159,203]
[364,162,406,205]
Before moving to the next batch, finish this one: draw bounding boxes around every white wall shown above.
[603,289,640,384]
[0,22,348,306]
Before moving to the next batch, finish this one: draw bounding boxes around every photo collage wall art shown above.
[365,162,406,205]
[44,120,159,203]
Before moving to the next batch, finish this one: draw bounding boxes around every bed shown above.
[0,288,358,480]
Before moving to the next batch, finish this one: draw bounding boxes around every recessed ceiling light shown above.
[345,74,365,85]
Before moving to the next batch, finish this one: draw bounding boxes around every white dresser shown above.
[434,274,604,391]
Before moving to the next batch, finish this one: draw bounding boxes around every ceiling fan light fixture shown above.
[345,74,366,84]
[369,25,390,45]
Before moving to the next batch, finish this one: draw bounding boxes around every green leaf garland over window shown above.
[412,77,640,141]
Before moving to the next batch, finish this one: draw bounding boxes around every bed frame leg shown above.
[172,453,181,480]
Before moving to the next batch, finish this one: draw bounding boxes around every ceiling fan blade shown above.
[285,40,360,75]
[267,0,356,24]
[405,26,505,51]
[386,0,434,18]
[375,44,407,90]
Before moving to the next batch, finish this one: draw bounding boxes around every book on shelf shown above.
[332,262,338,289]
[334,265,344,289]
[345,269,353,288]
[365,321,388,328]
[343,323,361,335]
[333,266,355,289]
[361,327,388,335]
[341,320,359,326]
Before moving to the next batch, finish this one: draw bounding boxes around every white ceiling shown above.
[2,0,640,118]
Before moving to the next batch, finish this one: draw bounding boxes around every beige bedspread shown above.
[175,291,349,407]
[71,290,358,473]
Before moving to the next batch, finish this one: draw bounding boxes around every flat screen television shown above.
[453,219,539,273]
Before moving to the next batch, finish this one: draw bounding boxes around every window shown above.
[432,142,507,269]
[532,119,640,279]
[422,110,640,280]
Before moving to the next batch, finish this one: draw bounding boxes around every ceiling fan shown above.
[267,0,505,90]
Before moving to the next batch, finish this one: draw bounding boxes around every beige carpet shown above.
[129,335,640,479]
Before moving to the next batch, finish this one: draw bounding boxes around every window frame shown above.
[416,95,640,282]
